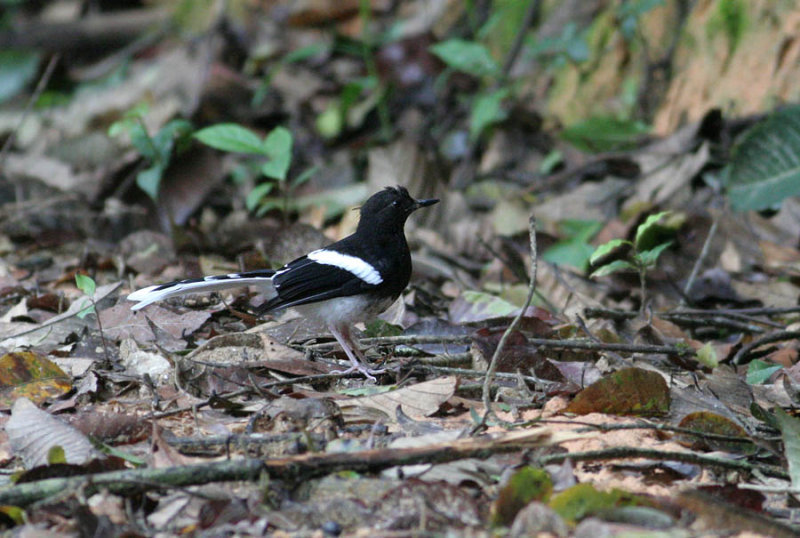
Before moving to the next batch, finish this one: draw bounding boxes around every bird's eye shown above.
[392,200,399,207]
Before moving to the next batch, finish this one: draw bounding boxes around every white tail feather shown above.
[128,276,275,310]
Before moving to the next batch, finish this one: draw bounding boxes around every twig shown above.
[682,215,719,300]
[501,0,541,76]
[308,335,692,357]
[0,53,60,169]
[732,330,800,365]
[0,429,553,506]
[536,447,787,479]
[479,217,538,429]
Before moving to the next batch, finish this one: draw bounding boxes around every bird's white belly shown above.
[293,294,396,326]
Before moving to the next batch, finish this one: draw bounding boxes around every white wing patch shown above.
[307,249,383,285]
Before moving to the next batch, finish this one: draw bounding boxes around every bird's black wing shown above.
[257,255,378,313]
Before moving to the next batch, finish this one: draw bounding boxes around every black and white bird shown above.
[127,186,438,380]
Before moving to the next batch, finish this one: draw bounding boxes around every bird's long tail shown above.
[127,270,276,310]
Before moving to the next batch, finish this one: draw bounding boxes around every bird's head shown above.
[357,186,438,232]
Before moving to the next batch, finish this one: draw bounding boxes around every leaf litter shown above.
[0,1,799,536]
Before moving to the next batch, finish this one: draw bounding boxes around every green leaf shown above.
[292,165,318,189]
[469,88,508,141]
[316,105,342,139]
[459,290,518,320]
[152,119,193,160]
[255,199,283,217]
[0,50,40,103]
[194,123,266,155]
[75,274,96,296]
[746,359,783,385]
[635,241,672,269]
[526,22,590,65]
[75,298,95,319]
[539,149,563,174]
[542,240,596,271]
[283,42,329,64]
[560,219,603,243]
[136,164,165,201]
[588,238,632,267]
[774,408,800,489]
[590,259,637,278]
[695,342,718,369]
[363,319,403,338]
[561,116,650,153]
[128,121,157,161]
[722,105,800,211]
[47,445,66,465]
[429,39,500,77]
[261,127,293,181]
[490,467,553,526]
[634,211,671,250]
[245,182,275,212]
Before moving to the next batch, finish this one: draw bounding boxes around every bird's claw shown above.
[332,363,386,382]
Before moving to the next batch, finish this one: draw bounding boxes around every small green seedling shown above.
[75,274,111,365]
[108,103,193,201]
[74,273,97,319]
[194,123,314,220]
[589,211,675,314]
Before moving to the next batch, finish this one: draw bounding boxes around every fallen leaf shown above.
[564,367,670,416]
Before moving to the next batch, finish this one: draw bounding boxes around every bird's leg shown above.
[328,324,385,381]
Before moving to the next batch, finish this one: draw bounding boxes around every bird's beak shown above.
[414,198,439,209]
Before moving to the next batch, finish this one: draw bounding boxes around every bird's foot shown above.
[332,363,386,382]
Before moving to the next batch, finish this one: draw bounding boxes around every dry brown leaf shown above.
[341,376,458,419]
[6,397,100,468]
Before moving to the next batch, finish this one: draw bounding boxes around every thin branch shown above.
[0,54,60,169]
[479,217,538,428]
[732,330,800,365]
[536,447,787,479]
[0,429,553,507]
[682,215,719,300]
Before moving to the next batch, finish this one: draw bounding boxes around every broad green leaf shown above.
[635,241,672,268]
[722,105,800,211]
[136,164,165,201]
[746,359,782,385]
[75,274,96,296]
[194,123,265,155]
[588,238,632,266]
[245,182,275,212]
[542,240,595,271]
[561,116,650,153]
[469,88,508,140]
[590,259,637,278]
[634,211,671,250]
[261,127,293,181]
[429,39,500,77]
[774,408,800,488]
[0,50,40,103]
